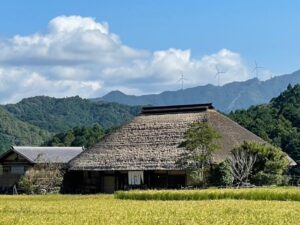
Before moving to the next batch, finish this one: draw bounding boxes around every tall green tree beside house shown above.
[179,122,221,186]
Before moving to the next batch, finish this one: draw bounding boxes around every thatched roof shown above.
[69,104,294,171]
[0,146,83,164]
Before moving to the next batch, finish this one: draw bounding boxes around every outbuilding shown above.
[0,146,83,190]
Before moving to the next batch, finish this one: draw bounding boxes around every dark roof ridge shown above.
[142,103,214,114]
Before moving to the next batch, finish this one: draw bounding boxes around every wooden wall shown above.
[0,151,32,188]
[63,170,187,194]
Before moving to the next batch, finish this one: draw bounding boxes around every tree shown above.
[227,147,256,186]
[44,124,106,149]
[227,142,290,186]
[178,122,221,186]
[245,142,290,185]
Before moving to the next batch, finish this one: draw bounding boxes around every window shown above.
[84,171,92,179]
[128,171,144,185]
[11,166,24,174]
[3,166,11,174]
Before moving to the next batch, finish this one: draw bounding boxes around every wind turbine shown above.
[269,72,274,80]
[253,61,264,78]
[178,71,187,90]
[215,66,226,86]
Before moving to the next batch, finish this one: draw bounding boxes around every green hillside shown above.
[4,96,141,133]
[0,106,51,154]
[229,84,300,169]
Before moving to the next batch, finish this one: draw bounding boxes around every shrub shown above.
[18,164,64,194]
[253,172,290,186]
[18,176,35,194]
[216,161,234,186]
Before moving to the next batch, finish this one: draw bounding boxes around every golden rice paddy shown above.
[0,189,300,225]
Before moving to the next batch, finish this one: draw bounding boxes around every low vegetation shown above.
[1,194,300,225]
[115,188,300,201]
[18,163,64,194]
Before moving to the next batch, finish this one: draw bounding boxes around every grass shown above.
[115,187,300,201]
[0,189,300,224]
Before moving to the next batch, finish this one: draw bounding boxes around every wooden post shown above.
[114,172,118,191]
[148,171,151,188]
[166,171,169,188]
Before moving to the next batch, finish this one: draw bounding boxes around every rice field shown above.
[0,189,300,225]
[115,187,300,201]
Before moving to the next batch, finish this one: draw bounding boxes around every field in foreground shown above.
[0,194,300,225]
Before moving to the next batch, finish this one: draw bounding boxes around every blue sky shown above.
[0,0,299,102]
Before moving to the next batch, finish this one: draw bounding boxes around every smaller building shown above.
[0,146,83,190]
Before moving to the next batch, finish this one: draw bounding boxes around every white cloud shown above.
[48,16,110,34]
[0,15,254,103]
[0,67,103,104]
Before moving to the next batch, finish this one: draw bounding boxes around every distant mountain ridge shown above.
[4,96,141,133]
[98,70,300,112]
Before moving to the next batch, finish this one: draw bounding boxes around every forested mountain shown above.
[98,70,300,112]
[229,84,300,171]
[4,96,141,133]
[0,96,140,154]
[0,106,51,154]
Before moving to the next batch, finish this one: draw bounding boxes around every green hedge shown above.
[114,188,300,201]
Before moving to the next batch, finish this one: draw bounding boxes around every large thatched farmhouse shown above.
[66,103,276,193]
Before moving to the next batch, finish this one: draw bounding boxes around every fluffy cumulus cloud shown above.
[0,15,252,103]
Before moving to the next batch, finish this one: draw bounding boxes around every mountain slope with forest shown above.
[98,70,300,112]
[229,84,300,171]
[0,106,51,154]
[4,96,141,133]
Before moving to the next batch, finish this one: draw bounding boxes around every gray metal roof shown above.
[11,146,83,164]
